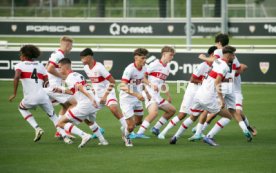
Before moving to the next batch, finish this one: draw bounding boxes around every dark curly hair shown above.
[20,45,41,59]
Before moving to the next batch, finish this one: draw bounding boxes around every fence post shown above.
[221,0,228,34]
[186,0,192,50]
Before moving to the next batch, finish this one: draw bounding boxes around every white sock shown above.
[89,123,105,141]
[154,116,168,130]
[137,120,150,135]
[160,116,180,136]
[64,123,86,138]
[19,108,38,129]
[48,113,59,126]
[202,122,209,132]
[207,118,231,138]
[195,123,203,136]
[56,127,67,137]
[174,117,193,138]
[47,113,68,136]
[239,121,248,133]
[119,117,127,129]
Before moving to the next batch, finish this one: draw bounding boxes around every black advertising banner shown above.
[0,50,275,83]
[0,20,276,37]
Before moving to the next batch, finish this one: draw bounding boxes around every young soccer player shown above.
[44,36,76,138]
[172,46,236,146]
[80,48,127,135]
[9,45,71,144]
[197,34,253,143]
[135,46,176,138]
[119,48,149,147]
[55,58,108,148]
[157,46,216,140]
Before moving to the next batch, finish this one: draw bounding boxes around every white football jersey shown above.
[213,48,241,79]
[146,59,170,89]
[15,60,48,100]
[65,72,98,103]
[83,61,112,97]
[195,58,230,102]
[119,63,146,100]
[47,49,65,87]
[192,61,212,81]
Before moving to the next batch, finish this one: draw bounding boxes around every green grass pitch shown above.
[0,81,276,173]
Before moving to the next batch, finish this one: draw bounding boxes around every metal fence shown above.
[1,0,276,18]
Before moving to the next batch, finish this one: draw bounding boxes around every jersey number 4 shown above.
[31,68,38,83]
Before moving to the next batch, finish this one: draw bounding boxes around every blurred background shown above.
[0,0,275,18]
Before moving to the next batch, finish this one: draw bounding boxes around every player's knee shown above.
[18,105,28,111]
[170,106,176,115]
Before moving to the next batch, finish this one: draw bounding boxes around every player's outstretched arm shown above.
[142,73,158,92]
[162,84,172,103]
[101,76,115,104]
[198,54,216,63]
[9,70,21,102]
[120,81,144,101]
[238,63,248,74]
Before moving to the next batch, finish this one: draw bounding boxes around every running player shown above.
[80,48,127,135]
[44,36,76,138]
[119,48,148,147]
[56,58,108,148]
[157,46,216,140]
[171,46,236,146]
[9,45,71,144]
[136,46,176,138]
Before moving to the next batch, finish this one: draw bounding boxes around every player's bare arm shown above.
[237,63,248,74]
[162,84,172,103]
[9,69,21,102]
[143,73,158,92]
[120,81,144,101]
[77,83,98,108]
[198,54,216,63]
[52,87,73,95]
[101,76,115,104]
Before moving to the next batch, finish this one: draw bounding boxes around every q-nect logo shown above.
[109,23,153,36]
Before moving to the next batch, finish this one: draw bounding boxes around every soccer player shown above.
[172,46,236,146]
[197,34,253,143]
[9,45,71,144]
[136,46,176,138]
[234,71,257,136]
[157,46,216,140]
[119,48,148,147]
[56,58,108,148]
[44,36,77,138]
[80,48,127,134]
[194,65,257,137]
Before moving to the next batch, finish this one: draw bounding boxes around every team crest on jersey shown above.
[103,60,113,71]
[259,62,269,74]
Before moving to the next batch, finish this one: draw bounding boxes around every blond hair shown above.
[60,36,73,43]
[161,46,175,54]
